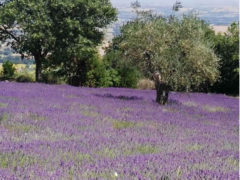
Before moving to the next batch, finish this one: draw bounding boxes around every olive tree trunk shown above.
[155,81,169,105]
[153,72,169,105]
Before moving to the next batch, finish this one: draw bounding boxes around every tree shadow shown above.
[94,93,143,101]
[151,99,181,105]
[167,99,181,105]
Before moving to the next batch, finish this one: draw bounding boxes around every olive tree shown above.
[109,13,220,104]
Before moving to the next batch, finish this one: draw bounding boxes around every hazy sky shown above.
[111,0,239,8]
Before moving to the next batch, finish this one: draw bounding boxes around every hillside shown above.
[212,25,229,34]
[0,82,238,179]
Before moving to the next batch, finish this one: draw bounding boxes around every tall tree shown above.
[107,13,220,104]
[211,22,239,95]
[0,0,117,82]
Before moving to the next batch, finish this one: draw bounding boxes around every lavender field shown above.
[0,82,239,179]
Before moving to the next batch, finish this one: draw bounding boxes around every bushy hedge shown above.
[2,60,16,79]
[117,65,140,88]
[0,62,34,82]
[103,51,140,88]
[84,55,121,87]
[16,74,34,82]
[211,23,239,95]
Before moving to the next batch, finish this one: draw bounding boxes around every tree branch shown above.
[0,25,20,43]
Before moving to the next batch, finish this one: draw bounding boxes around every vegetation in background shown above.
[103,53,140,88]
[0,62,35,82]
[117,65,140,88]
[211,22,239,95]
[41,71,65,85]
[0,0,117,82]
[83,55,115,87]
[1,60,15,79]
[15,74,34,83]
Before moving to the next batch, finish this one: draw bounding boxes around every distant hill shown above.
[0,43,34,64]
[111,6,238,36]
[212,26,229,34]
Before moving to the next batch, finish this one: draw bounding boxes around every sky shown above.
[111,0,239,8]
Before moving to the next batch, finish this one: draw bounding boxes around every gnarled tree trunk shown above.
[153,72,169,105]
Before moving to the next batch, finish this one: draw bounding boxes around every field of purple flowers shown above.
[0,82,239,179]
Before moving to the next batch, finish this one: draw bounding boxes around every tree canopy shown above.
[106,11,220,104]
[211,22,239,95]
[0,0,117,81]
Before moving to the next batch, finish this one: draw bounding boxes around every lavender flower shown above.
[0,82,238,179]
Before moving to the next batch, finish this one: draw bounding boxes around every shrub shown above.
[14,67,35,82]
[84,56,106,87]
[83,55,121,88]
[42,72,58,84]
[42,71,66,84]
[64,54,104,87]
[118,66,140,88]
[105,68,121,87]
[16,74,34,82]
[2,60,16,79]
[103,48,140,88]
[85,61,120,88]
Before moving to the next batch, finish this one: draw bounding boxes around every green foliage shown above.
[0,62,35,82]
[15,74,33,82]
[41,68,66,84]
[85,66,119,88]
[0,0,117,81]
[118,65,140,88]
[103,50,140,88]
[84,56,120,87]
[211,22,239,95]
[104,68,121,87]
[51,49,120,87]
[2,60,16,78]
[43,0,117,85]
[58,53,119,87]
[85,57,107,87]
[15,69,35,82]
[107,12,220,92]
[41,72,57,84]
